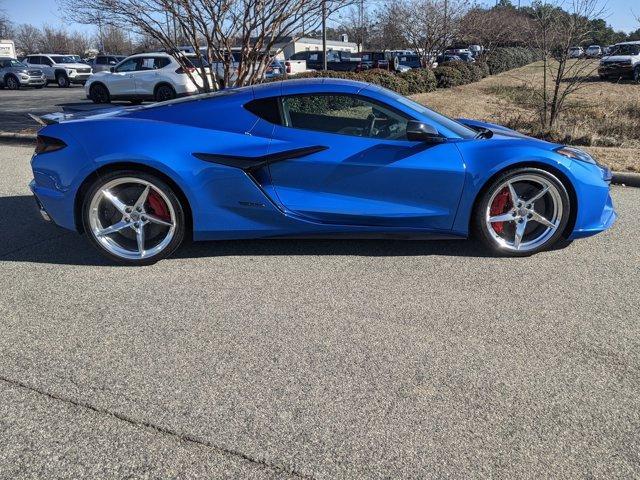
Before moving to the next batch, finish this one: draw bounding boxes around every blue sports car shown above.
[30,78,616,264]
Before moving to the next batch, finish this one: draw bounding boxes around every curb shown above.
[0,131,37,141]
[611,171,640,188]
[0,131,639,187]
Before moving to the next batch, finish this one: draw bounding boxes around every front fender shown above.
[451,139,574,235]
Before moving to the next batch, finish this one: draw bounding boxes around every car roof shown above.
[252,77,371,95]
[615,41,640,46]
[126,52,173,58]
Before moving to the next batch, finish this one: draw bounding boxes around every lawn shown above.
[411,61,640,173]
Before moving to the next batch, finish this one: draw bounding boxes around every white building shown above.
[269,36,358,60]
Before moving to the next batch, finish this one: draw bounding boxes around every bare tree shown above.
[335,2,374,52]
[0,0,12,38]
[528,0,605,128]
[459,3,529,50]
[390,0,468,66]
[14,24,42,54]
[59,0,351,92]
[98,25,135,54]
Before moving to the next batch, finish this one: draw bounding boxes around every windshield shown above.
[8,59,27,68]
[186,56,210,68]
[49,55,76,64]
[388,92,477,139]
[610,44,640,56]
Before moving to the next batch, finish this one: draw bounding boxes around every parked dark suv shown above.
[0,57,46,89]
[289,50,360,72]
[356,52,390,72]
[87,55,127,73]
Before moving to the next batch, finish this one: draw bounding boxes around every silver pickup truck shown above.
[598,41,640,82]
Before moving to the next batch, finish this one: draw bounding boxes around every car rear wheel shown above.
[90,83,110,103]
[154,84,176,102]
[5,75,20,90]
[473,168,571,256]
[57,74,70,88]
[82,171,186,265]
[634,66,640,83]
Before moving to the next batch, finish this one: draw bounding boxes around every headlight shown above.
[555,146,597,165]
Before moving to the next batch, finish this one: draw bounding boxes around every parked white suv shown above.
[23,54,92,87]
[85,52,207,104]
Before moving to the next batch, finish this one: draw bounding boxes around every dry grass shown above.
[411,61,640,172]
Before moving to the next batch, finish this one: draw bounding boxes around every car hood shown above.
[456,118,560,150]
[55,62,91,69]
[600,55,634,63]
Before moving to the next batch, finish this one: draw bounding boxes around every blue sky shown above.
[3,0,639,34]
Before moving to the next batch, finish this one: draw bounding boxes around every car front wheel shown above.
[5,75,20,90]
[473,168,571,256]
[82,171,186,265]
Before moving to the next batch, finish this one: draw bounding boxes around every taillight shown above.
[285,61,291,74]
[175,66,196,74]
[35,135,66,155]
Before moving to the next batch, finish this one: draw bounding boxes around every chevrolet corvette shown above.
[30,78,616,264]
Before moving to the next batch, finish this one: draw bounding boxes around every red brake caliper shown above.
[490,187,511,234]
[147,190,171,221]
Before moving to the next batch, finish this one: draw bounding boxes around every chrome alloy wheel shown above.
[88,177,176,260]
[485,174,563,252]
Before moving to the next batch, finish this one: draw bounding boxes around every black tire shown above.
[472,167,571,256]
[634,66,640,84]
[56,74,70,88]
[5,75,20,90]
[82,170,186,265]
[154,84,176,102]
[90,83,111,104]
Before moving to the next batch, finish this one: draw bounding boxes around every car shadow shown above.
[1,194,533,266]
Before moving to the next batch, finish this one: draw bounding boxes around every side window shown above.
[308,53,319,61]
[41,57,53,66]
[281,94,410,140]
[115,58,138,72]
[96,56,107,65]
[326,51,340,62]
[155,57,170,69]
[27,56,38,64]
[244,97,282,125]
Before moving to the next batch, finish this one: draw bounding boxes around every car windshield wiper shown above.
[474,127,494,139]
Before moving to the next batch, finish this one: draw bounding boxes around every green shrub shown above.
[355,68,410,95]
[484,47,541,75]
[475,60,491,78]
[433,65,464,88]
[398,68,437,94]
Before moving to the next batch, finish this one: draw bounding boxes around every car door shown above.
[39,56,55,79]
[265,91,466,230]
[133,56,170,96]
[108,57,138,96]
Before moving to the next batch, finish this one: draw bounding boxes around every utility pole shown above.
[322,0,327,70]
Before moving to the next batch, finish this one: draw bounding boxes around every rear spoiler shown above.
[29,106,131,126]
[29,112,71,126]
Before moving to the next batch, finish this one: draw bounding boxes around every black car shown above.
[356,52,390,72]
[289,50,360,72]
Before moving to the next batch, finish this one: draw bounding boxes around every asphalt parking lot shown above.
[1,143,639,478]
[0,85,136,133]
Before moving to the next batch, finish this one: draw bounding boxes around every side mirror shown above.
[406,120,445,143]
[109,66,115,73]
